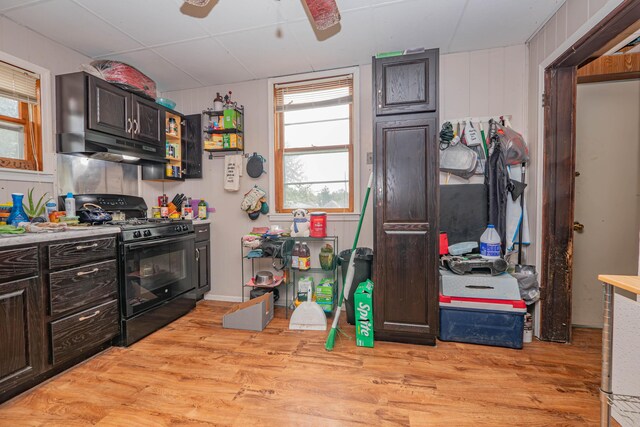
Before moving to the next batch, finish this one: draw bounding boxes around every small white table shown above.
[598,275,640,426]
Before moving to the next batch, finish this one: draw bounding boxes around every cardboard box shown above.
[223,109,243,130]
[204,134,224,150]
[222,133,243,149]
[222,292,274,331]
[316,278,334,313]
[355,279,374,347]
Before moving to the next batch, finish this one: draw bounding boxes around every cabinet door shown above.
[373,117,439,344]
[195,241,210,296]
[183,113,203,179]
[374,50,438,116]
[132,95,163,144]
[87,76,131,139]
[0,276,44,395]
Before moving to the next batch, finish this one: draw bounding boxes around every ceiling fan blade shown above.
[304,0,341,31]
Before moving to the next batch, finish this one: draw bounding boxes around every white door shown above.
[573,79,640,328]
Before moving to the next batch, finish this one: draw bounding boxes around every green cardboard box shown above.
[355,279,374,347]
[316,279,335,313]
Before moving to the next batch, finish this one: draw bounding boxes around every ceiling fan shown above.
[183,0,341,30]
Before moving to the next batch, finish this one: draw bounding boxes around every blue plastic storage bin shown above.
[439,305,524,349]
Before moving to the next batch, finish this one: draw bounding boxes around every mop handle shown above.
[351,173,373,252]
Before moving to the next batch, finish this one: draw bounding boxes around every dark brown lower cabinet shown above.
[194,224,211,300]
[0,236,120,403]
[0,276,44,397]
[373,116,439,345]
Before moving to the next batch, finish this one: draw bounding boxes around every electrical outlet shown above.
[366,152,373,164]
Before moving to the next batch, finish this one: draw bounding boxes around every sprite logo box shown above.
[355,279,374,348]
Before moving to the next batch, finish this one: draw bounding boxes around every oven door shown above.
[122,233,195,318]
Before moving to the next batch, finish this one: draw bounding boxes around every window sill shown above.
[268,212,361,222]
[0,167,54,183]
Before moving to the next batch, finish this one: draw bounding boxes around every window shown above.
[0,60,42,171]
[274,74,354,213]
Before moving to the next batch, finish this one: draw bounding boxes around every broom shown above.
[325,172,373,351]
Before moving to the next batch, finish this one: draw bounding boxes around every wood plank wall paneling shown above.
[527,0,625,296]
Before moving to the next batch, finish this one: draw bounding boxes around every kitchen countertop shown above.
[0,226,121,246]
[192,218,212,225]
[598,275,640,295]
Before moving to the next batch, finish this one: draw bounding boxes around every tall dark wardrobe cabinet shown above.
[372,49,439,346]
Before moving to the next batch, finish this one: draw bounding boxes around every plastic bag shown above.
[90,60,157,99]
[511,264,539,305]
[496,122,529,166]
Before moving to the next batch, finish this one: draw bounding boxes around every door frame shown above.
[540,0,640,342]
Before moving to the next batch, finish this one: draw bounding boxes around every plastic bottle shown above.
[291,241,300,270]
[299,242,311,271]
[64,192,76,217]
[160,194,168,218]
[480,224,501,259]
[7,193,29,226]
[45,199,57,217]
[198,199,207,219]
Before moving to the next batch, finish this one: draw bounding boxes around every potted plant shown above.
[22,188,48,220]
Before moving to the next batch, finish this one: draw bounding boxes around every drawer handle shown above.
[76,267,99,277]
[75,243,98,250]
[78,310,100,321]
[198,229,207,233]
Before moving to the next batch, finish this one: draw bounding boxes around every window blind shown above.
[0,61,39,104]
[275,74,352,113]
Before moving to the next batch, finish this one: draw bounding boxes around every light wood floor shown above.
[0,301,602,426]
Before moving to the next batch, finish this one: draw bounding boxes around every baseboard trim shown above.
[203,294,243,302]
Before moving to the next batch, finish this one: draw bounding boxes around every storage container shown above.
[439,270,525,349]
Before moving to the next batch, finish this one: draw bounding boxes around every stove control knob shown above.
[175,225,181,231]
[143,230,152,237]
[181,225,189,231]
[133,231,142,238]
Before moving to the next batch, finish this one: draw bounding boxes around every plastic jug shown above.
[64,192,76,217]
[7,193,29,226]
[480,224,501,259]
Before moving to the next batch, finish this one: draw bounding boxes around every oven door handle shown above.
[124,234,195,251]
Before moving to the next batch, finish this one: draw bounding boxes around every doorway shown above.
[572,78,640,327]
[540,0,640,342]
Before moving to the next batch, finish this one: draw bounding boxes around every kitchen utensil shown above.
[246,153,266,178]
[77,203,112,224]
[254,271,274,286]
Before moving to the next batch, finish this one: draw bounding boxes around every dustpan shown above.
[289,288,327,331]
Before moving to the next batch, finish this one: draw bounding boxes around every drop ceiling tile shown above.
[197,0,282,35]
[4,0,142,57]
[77,0,209,46]
[105,49,201,92]
[279,0,372,22]
[154,37,254,87]
[0,0,46,12]
[448,0,563,52]
[372,0,466,54]
[287,8,375,70]
[215,24,313,79]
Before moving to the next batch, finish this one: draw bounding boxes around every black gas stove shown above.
[70,194,197,347]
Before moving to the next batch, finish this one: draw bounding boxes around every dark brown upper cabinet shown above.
[183,113,203,179]
[132,95,163,145]
[374,50,438,116]
[86,74,163,145]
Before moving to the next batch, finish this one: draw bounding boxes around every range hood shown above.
[57,130,167,165]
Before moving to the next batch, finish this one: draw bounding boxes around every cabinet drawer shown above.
[48,237,116,270]
[0,247,38,283]
[50,299,119,365]
[49,260,118,317]
[194,224,210,242]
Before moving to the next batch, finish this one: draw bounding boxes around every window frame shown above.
[0,82,42,171]
[0,52,50,178]
[269,68,360,215]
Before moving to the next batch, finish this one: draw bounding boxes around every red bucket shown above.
[310,212,327,238]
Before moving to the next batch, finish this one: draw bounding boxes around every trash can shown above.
[338,248,374,325]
